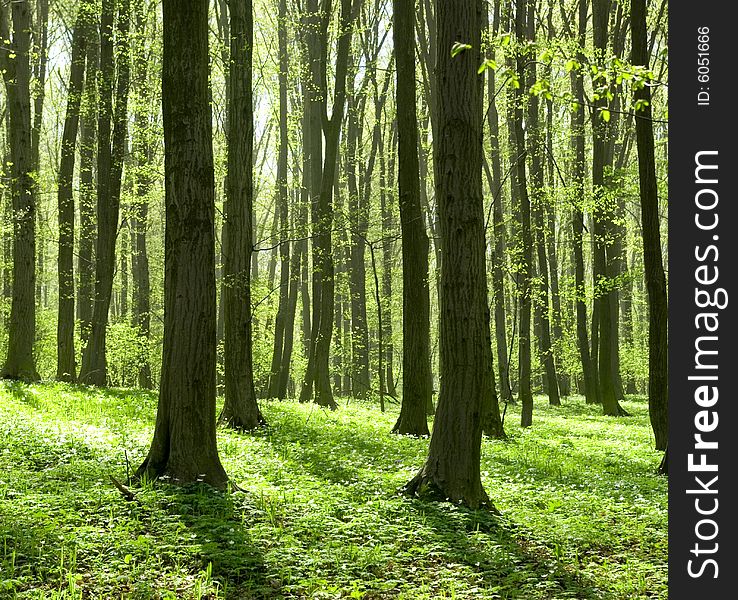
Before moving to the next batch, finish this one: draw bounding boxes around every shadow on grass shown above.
[149,484,276,598]
[406,500,602,599]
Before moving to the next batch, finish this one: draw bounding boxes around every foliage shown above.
[1,382,666,599]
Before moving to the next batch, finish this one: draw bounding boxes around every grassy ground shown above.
[0,381,666,599]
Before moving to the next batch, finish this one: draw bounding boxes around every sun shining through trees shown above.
[0,0,667,597]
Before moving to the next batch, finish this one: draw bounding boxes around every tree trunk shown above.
[299,0,357,410]
[526,0,560,406]
[0,1,40,382]
[79,0,131,386]
[77,21,99,344]
[485,0,512,406]
[569,0,598,405]
[390,0,431,435]
[345,48,371,400]
[136,0,228,488]
[220,0,264,430]
[266,0,291,399]
[56,6,89,382]
[513,0,534,426]
[405,0,493,509]
[131,1,153,389]
[592,0,625,416]
[632,0,667,450]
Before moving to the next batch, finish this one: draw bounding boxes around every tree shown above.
[404,0,493,509]
[220,0,265,429]
[136,0,227,488]
[513,0,535,426]
[299,0,359,409]
[631,0,667,450]
[267,0,291,400]
[77,19,99,343]
[390,0,431,436]
[0,0,40,382]
[591,0,626,416]
[130,0,154,389]
[56,2,91,382]
[79,0,131,386]
[526,0,560,406]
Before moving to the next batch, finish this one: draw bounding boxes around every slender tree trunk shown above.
[592,0,625,416]
[485,0,512,406]
[77,21,99,343]
[405,0,493,509]
[56,7,89,382]
[570,0,598,404]
[513,0,534,426]
[136,0,228,488]
[299,0,358,409]
[345,48,371,400]
[267,0,291,399]
[220,0,264,429]
[130,1,153,388]
[390,0,431,435]
[632,0,667,450]
[526,0,560,406]
[0,1,40,382]
[79,0,131,386]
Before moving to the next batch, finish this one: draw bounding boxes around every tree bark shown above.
[131,0,153,389]
[267,0,291,399]
[526,0,560,406]
[77,21,99,343]
[136,0,228,488]
[0,1,40,382]
[220,0,264,429]
[632,0,667,450]
[591,0,626,416]
[79,0,131,386]
[56,5,90,382]
[512,0,534,426]
[405,0,493,509]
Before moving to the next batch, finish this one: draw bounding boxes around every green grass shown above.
[0,381,666,599]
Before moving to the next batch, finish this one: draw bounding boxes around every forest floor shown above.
[0,381,666,599]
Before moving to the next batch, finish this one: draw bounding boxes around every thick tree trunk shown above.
[0,1,40,382]
[220,0,264,430]
[632,0,667,450]
[79,0,131,386]
[136,0,228,488]
[405,0,493,509]
[56,7,88,382]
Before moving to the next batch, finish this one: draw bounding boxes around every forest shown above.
[0,0,667,598]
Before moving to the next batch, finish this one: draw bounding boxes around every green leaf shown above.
[477,58,498,74]
[451,42,472,58]
[600,108,611,122]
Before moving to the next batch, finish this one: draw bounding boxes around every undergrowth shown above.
[0,381,666,599]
